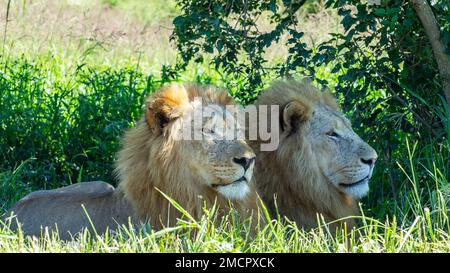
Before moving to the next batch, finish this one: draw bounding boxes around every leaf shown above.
[374,8,386,16]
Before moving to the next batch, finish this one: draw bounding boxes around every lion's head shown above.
[115,83,257,229]
[251,80,377,229]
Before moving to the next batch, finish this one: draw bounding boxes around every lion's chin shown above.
[340,178,370,200]
[216,180,250,200]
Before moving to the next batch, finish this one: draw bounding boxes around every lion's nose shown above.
[361,156,377,166]
[233,156,256,171]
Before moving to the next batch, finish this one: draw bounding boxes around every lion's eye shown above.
[327,131,340,138]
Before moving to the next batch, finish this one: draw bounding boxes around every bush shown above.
[0,58,155,198]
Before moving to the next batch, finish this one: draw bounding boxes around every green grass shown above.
[1,146,450,253]
[1,0,450,253]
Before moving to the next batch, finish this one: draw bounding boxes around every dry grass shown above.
[259,1,343,62]
[0,0,177,71]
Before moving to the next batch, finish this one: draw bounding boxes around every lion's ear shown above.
[145,83,189,134]
[281,100,312,134]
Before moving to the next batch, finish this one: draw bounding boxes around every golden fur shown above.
[250,80,377,230]
[115,83,260,230]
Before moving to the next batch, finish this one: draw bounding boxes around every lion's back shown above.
[3,182,137,240]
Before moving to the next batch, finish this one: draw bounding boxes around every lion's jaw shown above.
[172,103,256,201]
[304,105,377,200]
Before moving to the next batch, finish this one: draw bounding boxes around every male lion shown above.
[115,83,259,229]
[250,80,377,230]
[3,83,259,239]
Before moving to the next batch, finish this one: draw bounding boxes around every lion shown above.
[3,83,259,239]
[115,83,259,229]
[249,80,378,231]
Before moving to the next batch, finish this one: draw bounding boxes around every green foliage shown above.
[317,0,450,140]
[0,58,160,198]
[101,0,119,7]
[172,0,311,103]
[172,0,450,138]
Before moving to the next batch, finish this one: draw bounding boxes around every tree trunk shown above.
[410,0,450,115]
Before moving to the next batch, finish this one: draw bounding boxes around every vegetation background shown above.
[1,0,450,252]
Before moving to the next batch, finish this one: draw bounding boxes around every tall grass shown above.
[1,145,450,253]
[0,59,151,197]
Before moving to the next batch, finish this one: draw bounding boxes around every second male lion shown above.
[250,80,378,231]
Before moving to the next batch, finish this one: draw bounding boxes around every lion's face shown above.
[251,81,376,228]
[287,101,378,199]
[173,103,256,201]
[300,105,377,199]
[144,84,256,201]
